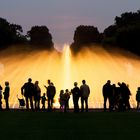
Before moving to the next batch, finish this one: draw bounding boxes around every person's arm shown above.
[44,85,47,89]
[21,84,25,95]
[88,86,90,95]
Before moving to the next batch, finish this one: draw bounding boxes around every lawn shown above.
[0,110,140,140]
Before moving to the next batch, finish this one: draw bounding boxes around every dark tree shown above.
[103,10,140,55]
[0,18,13,47]
[0,17,26,48]
[102,25,117,45]
[115,11,140,27]
[27,26,54,50]
[71,25,101,52]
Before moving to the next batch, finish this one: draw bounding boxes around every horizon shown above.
[0,0,140,49]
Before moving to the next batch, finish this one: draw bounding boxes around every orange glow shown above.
[0,45,140,108]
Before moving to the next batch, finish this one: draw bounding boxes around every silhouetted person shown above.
[102,80,113,111]
[34,81,41,110]
[122,83,131,110]
[80,80,90,112]
[136,87,140,110]
[0,85,3,110]
[3,81,10,110]
[59,90,65,112]
[45,82,56,112]
[44,79,51,89]
[119,82,131,111]
[21,78,34,110]
[71,82,81,113]
[112,84,121,110]
[117,82,124,111]
[41,93,46,110]
[64,89,71,113]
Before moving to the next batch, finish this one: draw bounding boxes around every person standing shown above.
[41,93,47,110]
[45,82,56,112]
[21,78,34,110]
[102,80,113,111]
[59,90,65,112]
[136,87,140,110]
[34,81,41,110]
[0,85,3,110]
[80,80,90,112]
[64,89,71,113]
[71,82,81,113]
[3,81,10,110]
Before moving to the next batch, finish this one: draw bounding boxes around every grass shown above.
[0,110,140,140]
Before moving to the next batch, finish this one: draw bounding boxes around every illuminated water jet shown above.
[0,45,140,108]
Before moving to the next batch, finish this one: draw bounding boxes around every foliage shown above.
[0,17,27,49]
[71,25,101,52]
[27,26,54,50]
[103,10,140,55]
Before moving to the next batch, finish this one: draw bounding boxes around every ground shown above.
[0,110,140,140]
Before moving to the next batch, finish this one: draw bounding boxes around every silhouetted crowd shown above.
[103,80,131,112]
[0,78,140,112]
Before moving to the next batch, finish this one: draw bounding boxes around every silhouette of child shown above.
[41,93,46,109]
[59,90,65,112]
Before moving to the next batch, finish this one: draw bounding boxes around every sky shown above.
[0,0,140,48]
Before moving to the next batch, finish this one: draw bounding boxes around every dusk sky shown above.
[0,0,140,48]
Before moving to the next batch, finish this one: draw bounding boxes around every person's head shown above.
[28,78,32,83]
[5,81,9,86]
[48,79,51,85]
[66,89,69,93]
[43,93,46,96]
[50,82,54,86]
[118,82,121,86]
[35,81,39,85]
[112,84,116,87]
[138,87,140,91]
[82,80,86,84]
[107,80,111,84]
[74,82,78,87]
[60,90,64,94]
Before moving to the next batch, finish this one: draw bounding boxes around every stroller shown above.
[17,95,25,108]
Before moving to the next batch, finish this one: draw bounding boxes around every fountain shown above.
[0,44,139,108]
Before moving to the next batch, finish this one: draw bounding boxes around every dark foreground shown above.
[0,110,140,140]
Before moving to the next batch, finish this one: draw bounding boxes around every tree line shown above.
[0,18,54,50]
[71,10,140,55]
[0,10,140,55]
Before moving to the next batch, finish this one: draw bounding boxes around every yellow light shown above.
[0,45,139,108]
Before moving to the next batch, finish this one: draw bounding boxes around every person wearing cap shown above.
[71,82,81,113]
